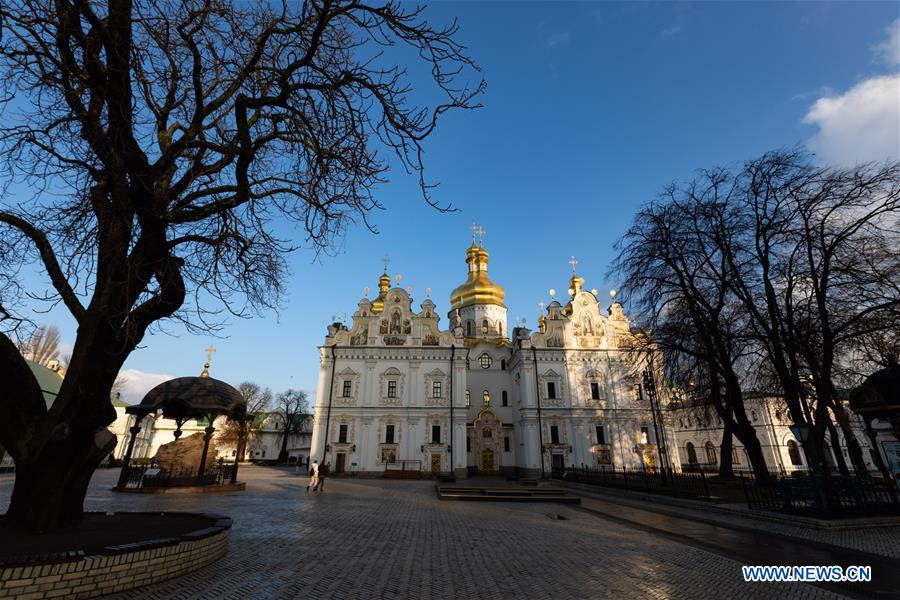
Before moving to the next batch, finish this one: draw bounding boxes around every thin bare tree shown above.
[17,325,62,367]
[0,0,483,531]
[274,389,309,463]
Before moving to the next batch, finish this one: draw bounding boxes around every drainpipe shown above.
[449,344,455,480]
[532,345,546,479]
[320,344,337,464]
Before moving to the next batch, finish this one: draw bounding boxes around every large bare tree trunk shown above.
[829,399,868,476]
[1,331,121,531]
[718,426,734,478]
[6,429,115,531]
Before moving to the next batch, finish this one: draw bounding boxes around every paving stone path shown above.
[0,467,854,599]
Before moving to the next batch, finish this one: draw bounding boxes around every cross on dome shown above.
[200,345,216,378]
[469,221,486,246]
[568,256,578,274]
[381,253,391,273]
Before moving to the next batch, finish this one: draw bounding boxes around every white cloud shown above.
[660,26,681,39]
[545,31,571,48]
[873,19,900,67]
[803,74,900,165]
[115,368,175,404]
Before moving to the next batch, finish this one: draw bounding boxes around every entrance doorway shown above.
[431,453,441,475]
[335,453,346,474]
[481,448,494,472]
[551,453,564,471]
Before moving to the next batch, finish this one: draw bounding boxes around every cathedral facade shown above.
[308,240,664,478]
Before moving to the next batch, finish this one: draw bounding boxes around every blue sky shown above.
[11,2,900,402]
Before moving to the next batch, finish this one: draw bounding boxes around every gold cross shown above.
[469,221,479,242]
[568,256,578,274]
[475,225,486,246]
[200,345,216,378]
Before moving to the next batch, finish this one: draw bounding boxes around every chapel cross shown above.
[475,225,486,246]
[200,345,216,378]
[381,253,391,273]
[568,256,578,274]
[469,221,479,242]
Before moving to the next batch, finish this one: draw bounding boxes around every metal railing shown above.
[117,463,237,489]
[553,465,711,502]
[740,472,900,519]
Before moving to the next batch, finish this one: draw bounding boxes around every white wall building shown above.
[309,240,665,478]
[668,394,882,475]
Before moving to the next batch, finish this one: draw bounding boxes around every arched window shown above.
[482,390,490,406]
[501,390,508,406]
[751,410,758,422]
[775,410,782,422]
[500,359,507,370]
[466,321,473,336]
[787,440,803,466]
[498,322,503,336]
[686,442,697,465]
[705,442,717,465]
[482,319,489,334]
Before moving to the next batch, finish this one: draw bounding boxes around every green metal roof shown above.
[26,360,63,409]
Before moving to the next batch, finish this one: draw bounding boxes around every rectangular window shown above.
[502,391,508,406]
[640,426,650,444]
[385,424,395,444]
[466,436,471,452]
[431,425,441,444]
[595,425,606,445]
[590,382,600,400]
[432,381,442,398]
[342,380,352,398]
[387,380,397,399]
[550,425,560,444]
[465,390,471,407]
[504,436,511,452]
[547,381,557,399]
[338,424,348,444]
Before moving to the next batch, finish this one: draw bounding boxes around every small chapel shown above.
[308,235,662,478]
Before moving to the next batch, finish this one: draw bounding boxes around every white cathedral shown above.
[308,238,663,478]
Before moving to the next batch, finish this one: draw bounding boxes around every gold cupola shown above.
[371,270,391,314]
[450,241,506,310]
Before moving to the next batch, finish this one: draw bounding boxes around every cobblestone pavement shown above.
[559,482,900,560]
[0,468,851,599]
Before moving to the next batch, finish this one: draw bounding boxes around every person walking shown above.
[306,459,319,493]
[314,461,329,492]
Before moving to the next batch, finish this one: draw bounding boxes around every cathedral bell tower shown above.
[448,233,508,340]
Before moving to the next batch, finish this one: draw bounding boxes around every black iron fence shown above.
[552,465,711,502]
[117,463,237,489]
[740,472,900,519]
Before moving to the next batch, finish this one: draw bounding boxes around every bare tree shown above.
[218,382,273,459]
[0,0,482,531]
[273,389,308,463]
[619,150,900,478]
[613,192,772,481]
[17,325,62,367]
[721,152,900,474]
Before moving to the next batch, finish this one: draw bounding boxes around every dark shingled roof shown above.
[129,376,245,419]
[849,362,900,415]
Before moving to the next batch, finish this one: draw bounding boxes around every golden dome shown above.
[371,271,391,314]
[450,242,506,309]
